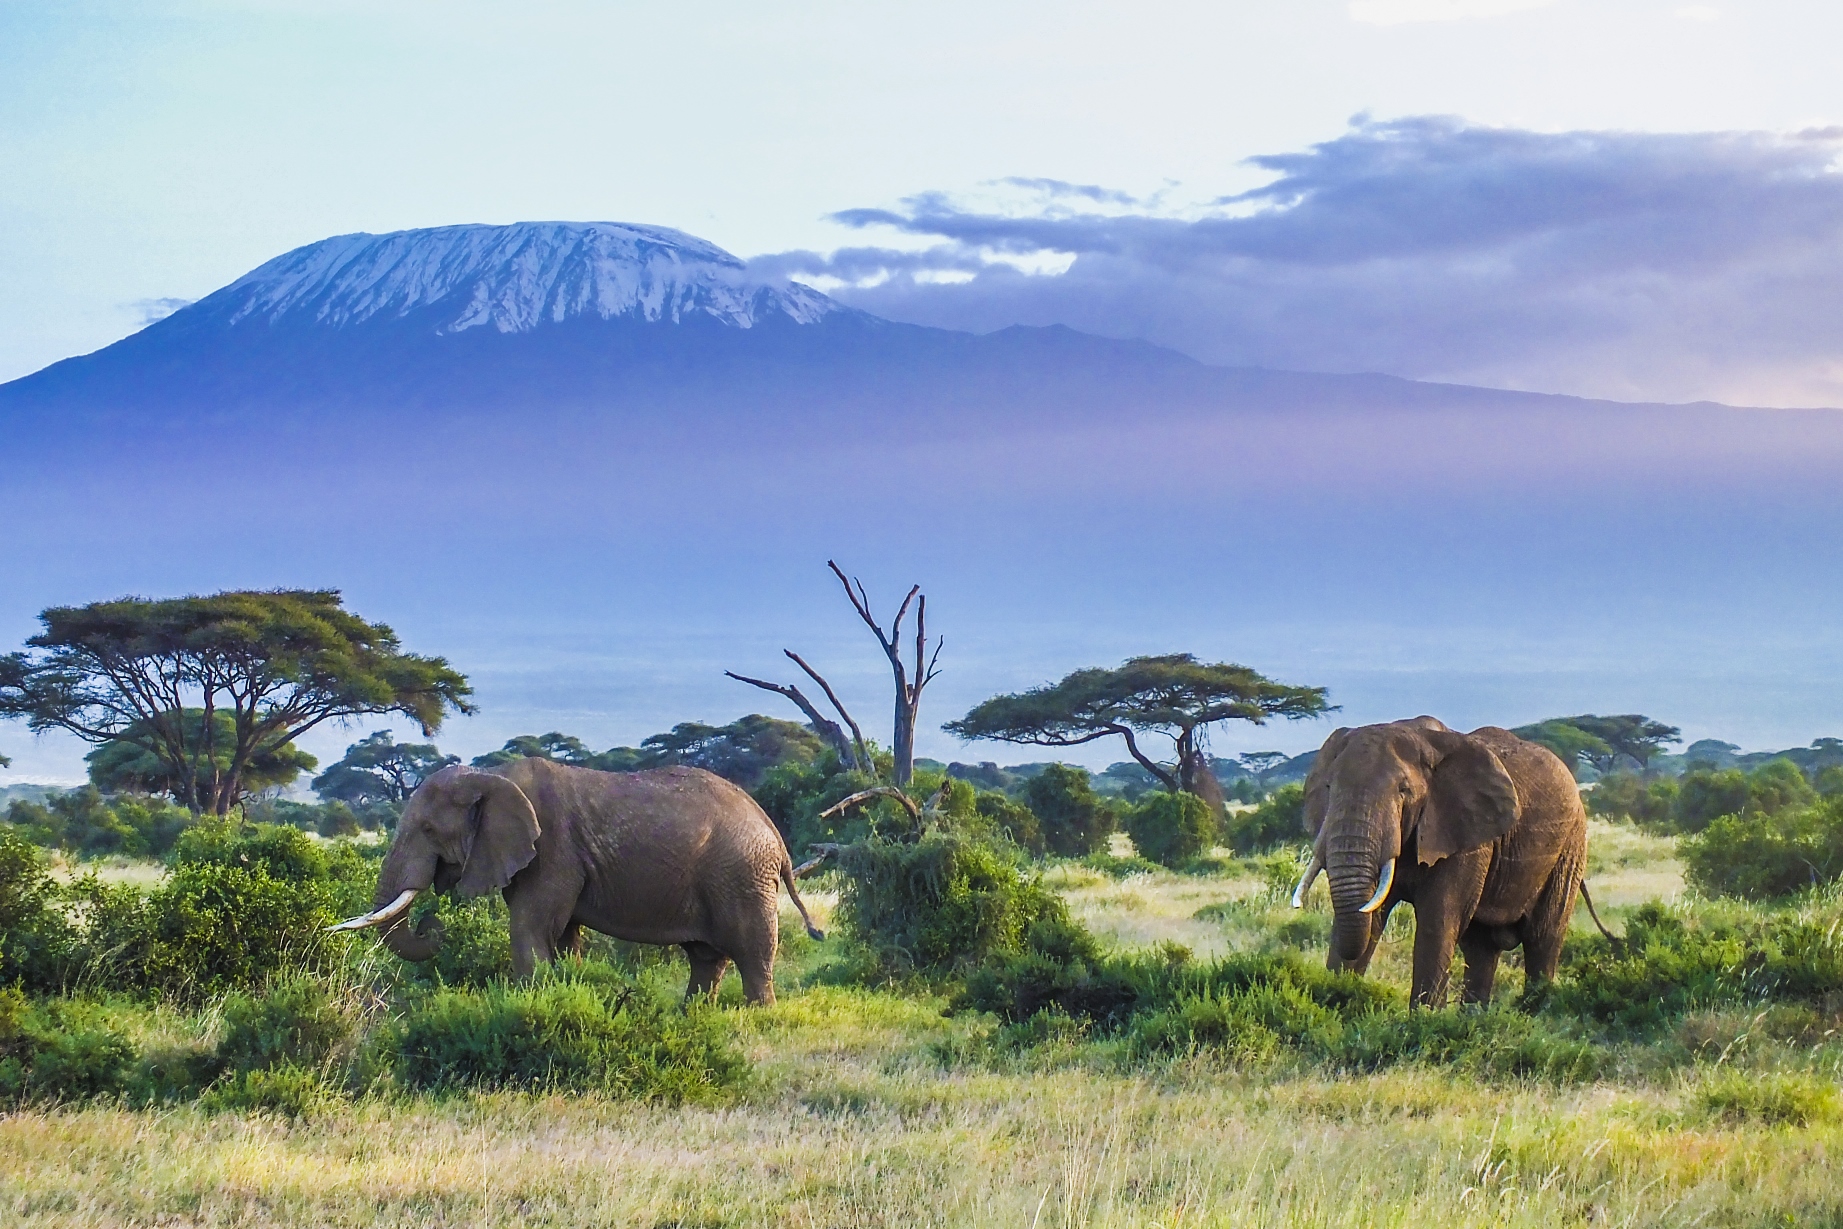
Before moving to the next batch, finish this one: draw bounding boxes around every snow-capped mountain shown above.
[194,221,843,334]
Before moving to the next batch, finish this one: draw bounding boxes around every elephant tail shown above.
[780,853,827,941]
[1578,881,1622,952]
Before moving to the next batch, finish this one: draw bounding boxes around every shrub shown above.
[836,832,1064,976]
[1553,902,1843,1032]
[216,974,355,1074]
[0,989,137,1106]
[973,791,1044,856]
[1699,1069,1839,1126]
[1680,801,1843,900]
[199,1063,332,1117]
[1024,765,1115,857]
[1674,768,1752,833]
[0,828,76,992]
[131,862,334,1001]
[1587,772,1678,829]
[397,892,516,988]
[391,967,747,1102]
[1745,759,1818,816]
[1222,784,1304,855]
[1125,791,1218,868]
[3,788,194,858]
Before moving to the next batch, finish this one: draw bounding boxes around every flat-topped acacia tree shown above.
[0,589,473,815]
[946,654,1331,802]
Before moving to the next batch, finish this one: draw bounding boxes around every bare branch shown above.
[1117,726,1179,791]
[784,651,870,770]
[792,844,844,877]
[819,786,921,822]
[724,671,861,771]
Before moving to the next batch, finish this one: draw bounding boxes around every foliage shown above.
[1586,772,1679,828]
[391,965,748,1102]
[1222,783,1305,855]
[1699,1069,1839,1126]
[0,589,473,814]
[4,786,194,858]
[1124,791,1218,868]
[972,790,1044,856]
[312,729,456,807]
[1551,901,1843,1032]
[1513,714,1680,775]
[86,708,317,803]
[1681,800,1843,899]
[1591,757,1821,835]
[198,1063,333,1117]
[215,974,357,1076]
[638,715,827,788]
[835,832,1064,976]
[0,830,77,992]
[1022,763,1115,858]
[396,893,516,989]
[946,653,1329,798]
[0,988,136,1106]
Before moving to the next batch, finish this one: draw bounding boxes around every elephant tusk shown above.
[1291,850,1324,909]
[325,888,420,933]
[1358,858,1396,914]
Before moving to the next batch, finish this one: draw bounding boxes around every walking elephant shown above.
[328,758,824,1004]
[1292,717,1588,1007]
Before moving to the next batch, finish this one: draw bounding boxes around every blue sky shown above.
[5,1,1842,398]
[5,1,1843,783]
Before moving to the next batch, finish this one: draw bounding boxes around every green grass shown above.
[5,837,1843,1227]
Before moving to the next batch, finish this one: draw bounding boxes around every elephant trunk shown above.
[1324,824,1391,968]
[370,839,444,963]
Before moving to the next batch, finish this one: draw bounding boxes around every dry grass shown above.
[4,830,1838,1228]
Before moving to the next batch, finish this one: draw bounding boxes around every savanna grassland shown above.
[6,819,1843,1229]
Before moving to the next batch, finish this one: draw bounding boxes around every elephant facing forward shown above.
[1294,717,1587,1007]
[329,758,824,1004]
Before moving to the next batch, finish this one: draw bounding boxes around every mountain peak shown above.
[191,221,842,334]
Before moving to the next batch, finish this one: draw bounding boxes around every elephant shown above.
[1292,717,1588,1007]
[327,757,825,1004]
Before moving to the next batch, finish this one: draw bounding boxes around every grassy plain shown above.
[6,824,1843,1228]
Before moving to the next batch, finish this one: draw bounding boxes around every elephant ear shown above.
[1417,731,1519,865]
[456,772,541,899]
[1302,728,1352,841]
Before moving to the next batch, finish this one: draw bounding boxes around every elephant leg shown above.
[1410,850,1490,1009]
[1458,929,1502,1005]
[1518,853,1585,995]
[507,891,578,979]
[682,941,731,1002]
[558,920,584,958]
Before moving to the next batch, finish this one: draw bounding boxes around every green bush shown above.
[4,787,195,859]
[1587,772,1679,829]
[1699,1069,1839,1126]
[391,966,747,1102]
[216,974,355,1074]
[397,892,515,988]
[198,1063,332,1117]
[1124,791,1218,868]
[1222,784,1304,855]
[129,862,335,1001]
[1023,765,1115,858]
[1681,802,1843,900]
[1553,902,1843,1032]
[836,832,1064,976]
[0,828,76,992]
[973,791,1044,856]
[1674,768,1753,833]
[0,988,137,1106]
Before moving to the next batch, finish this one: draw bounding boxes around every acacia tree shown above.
[312,730,458,807]
[945,654,1330,800]
[729,560,941,787]
[89,709,318,801]
[1513,714,1680,775]
[0,590,473,815]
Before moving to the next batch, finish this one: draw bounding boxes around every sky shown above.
[5,1,1843,402]
[5,0,1843,783]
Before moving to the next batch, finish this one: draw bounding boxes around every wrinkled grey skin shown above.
[370,758,823,1004]
[1302,717,1587,1007]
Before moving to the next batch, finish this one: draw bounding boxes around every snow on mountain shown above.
[196,221,843,334]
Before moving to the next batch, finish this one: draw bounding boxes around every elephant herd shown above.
[330,718,1594,1009]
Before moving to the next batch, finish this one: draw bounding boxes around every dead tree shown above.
[827,560,940,787]
[727,649,868,773]
[725,559,942,787]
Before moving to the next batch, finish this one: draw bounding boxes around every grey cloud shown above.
[759,117,1843,406]
[130,297,193,326]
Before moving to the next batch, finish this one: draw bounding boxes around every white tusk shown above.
[1291,851,1324,909]
[325,888,419,933]
[1358,858,1396,913]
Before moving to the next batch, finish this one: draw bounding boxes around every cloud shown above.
[1348,0,1555,25]
[761,117,1843,406]
[129,297,193,326]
